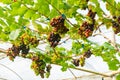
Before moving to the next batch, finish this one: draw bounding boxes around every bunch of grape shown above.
[7,33,40,60]
[50,15,69,34]
[31,56,52,78]
[78,10,96,38]
[72,59,80,66]
[72,50,92,67]
[7,45,20,61]
[78,21,94,38]
[29,37,39,47]
[112,16,120,34]
[48,32,61,48]
[7,43,30,60]
[83,50,92,58]
[72,56,85,67]
[20,33,39,47]
[19,43,30,57]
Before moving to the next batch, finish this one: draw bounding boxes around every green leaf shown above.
[51,0,58,8]
[6,15,15,26]
[0,26,2,33]
[60,62,68,72]
[24,10,35,19]
[0,32,9,41]
[23,0,34,5]
[31,13,40,20]
[103,42,114,50]
[0,0,11,4]
[108,59,119,70]
[106,1,117,15]
[37,0,50,15]
[116,74,120,80]
[61,66,67,72]
[17,6,27,16]
[9,29,21,40]
[10,2,21,9]
[0,19,8,27]
[67,0,75,6]
[0,7,4,17]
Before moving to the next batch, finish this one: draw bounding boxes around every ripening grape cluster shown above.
[112,16,120,34]
[78,9,96,38]
[31,55,51,78]
[83,49,92,58]
[72,50,92,67]
[7,45,20,61]
[48,32,61,48]
[50,15,69,34]
[7,33,39,60]
[48,15,69,47]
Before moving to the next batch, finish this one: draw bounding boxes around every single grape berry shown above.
[113,16,116,19]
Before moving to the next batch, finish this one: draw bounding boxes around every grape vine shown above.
[0,0,120,79]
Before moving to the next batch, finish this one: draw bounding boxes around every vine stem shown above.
[0,63,23,80]
[58,37,70,45]
[68,68,77,79]
[73,67,110,77]
[52,48,59,57]
[0,48,7,53]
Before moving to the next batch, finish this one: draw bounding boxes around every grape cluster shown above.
[72,50,92,67]
[7,45,20,61]
[78,10,96,38]
[72,59,80,66]
[78,21,94,38]
[50,15,69,34]
[83,50,92,58]
[20,33,39,47]
[48,32,61,48]
[7,33,39,60]
[19,43,30,57]
[31,56,52,78]
[7,43,30,60]
[112,16,120,34]
[72,56,85,67]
